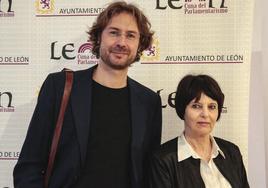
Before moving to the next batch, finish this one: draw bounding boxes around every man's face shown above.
[99,12,140,70]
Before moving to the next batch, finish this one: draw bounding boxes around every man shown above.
[13,1,162,188]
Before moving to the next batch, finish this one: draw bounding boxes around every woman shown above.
[149,74,249,188]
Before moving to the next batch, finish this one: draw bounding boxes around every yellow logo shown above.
[35,0,55,14]
[141,38,160,62]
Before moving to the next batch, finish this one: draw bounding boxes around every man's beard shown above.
[100,45,136,70]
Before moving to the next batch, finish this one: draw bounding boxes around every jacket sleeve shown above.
[149,153,172,188]
[13,74,61,188]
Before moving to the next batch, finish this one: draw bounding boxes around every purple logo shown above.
[35,0,103,17]
[40,0,50,9]
[78,42,93,53]
[35,0,54,14]
[141,38,160,63]
[50,41,98,64]
[77,42,98,64]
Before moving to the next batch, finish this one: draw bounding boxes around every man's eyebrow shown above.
[106,27,139,34]
[106,27,119,31]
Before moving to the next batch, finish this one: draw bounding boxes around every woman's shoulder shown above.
[214,137,239,148]
[214,137,242,157]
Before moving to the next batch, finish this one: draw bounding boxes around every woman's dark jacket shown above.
[149,137,250,188]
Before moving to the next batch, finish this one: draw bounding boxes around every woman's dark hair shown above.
[175,74,225,121]
[88,1,154,62]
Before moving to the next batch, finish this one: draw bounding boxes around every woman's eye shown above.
[209,105,217,110]
[192,104,202,109]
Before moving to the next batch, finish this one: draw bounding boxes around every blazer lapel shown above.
[128,78,147,181]
[71,66,95,167]
[128,78,147,146]
[214,155,239,188]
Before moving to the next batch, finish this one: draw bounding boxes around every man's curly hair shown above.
[87,1,154,62]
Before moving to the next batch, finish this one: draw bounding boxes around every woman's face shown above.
[184,93,218,138]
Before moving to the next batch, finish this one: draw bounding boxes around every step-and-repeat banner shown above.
[0,0,254,187]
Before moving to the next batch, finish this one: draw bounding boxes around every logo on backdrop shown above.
[35,0,55,14]
[0,56,29,65]
[138,34,244,64]
[155,0,228,14]
[50,41,98,64]
[143,54,244,64]
[0,92,15,112]
[140,38,160,63]
[35,0,103,17]
[77,42,98,64]
[0,0,14,17]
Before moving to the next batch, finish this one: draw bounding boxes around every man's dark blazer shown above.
[13,65,162,188]
[149,137,250,188]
